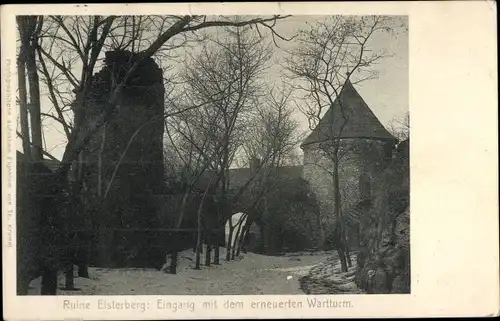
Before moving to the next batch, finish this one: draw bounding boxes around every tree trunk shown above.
[98,229,110,267]
[24,24,43,161]
[98,222,113,267]
[77,263,89,278]
[220,143,230,261]
[170,189,190,274]
[261,221,268,254]
[169,250,178,273]
[344,227,353,268]
[169,251,178,274]
[195,226,202,270]
[333,156,348,273]
[63,265,75,290]
[204,227,212,266]
[231,227,239,260]
[16,32,31,158]
[176,190,190,228]
[24,16,58,290]
[40,269,57,295]
[236,238,244,256]
[236,222,249,256]
[335,222,348,273]
[205,240,211,267]
[315,208,325,250]
[63,232,76,290]
[231,225,238,260]
[232,215,246,259]
[226,221,234,261]
[213,236,220,265]
[97,125,106,196]
[195,188,211,270]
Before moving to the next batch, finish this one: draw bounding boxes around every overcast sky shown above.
[270,15,409,136]
[21,15,408,161]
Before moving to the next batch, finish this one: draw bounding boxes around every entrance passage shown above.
[225,212,248,250]
[225,213,261,255]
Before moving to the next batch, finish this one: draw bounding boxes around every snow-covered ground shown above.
[27,248,337,295]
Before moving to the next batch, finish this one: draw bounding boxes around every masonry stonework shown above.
[80,50,165,268]
[303,138,393,245]
[300,80,397,249]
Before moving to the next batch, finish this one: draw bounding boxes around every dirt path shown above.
[28,250,332,295]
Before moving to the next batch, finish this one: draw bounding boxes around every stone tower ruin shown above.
[81,50,165,268]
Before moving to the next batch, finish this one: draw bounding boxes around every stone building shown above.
[300,80,397,247]
[80,50,166,267]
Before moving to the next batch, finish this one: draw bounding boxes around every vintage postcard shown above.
[2,2,498,320]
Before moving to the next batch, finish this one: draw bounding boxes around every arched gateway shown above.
[225,213,260,257]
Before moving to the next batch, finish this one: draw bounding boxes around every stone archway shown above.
[225,213,261,259]
[225,213,247,253]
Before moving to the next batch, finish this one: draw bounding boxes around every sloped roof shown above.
[301,80,396,148]
[228,166,303,189]
[194,165,303,191]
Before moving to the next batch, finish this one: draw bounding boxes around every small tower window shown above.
[384,142,395,160]
[359,172,372,200]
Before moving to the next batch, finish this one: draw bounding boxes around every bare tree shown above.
[163,104,225,272]
[16,15,62,295]
[17,16,44,160]
[388,111,410,141]
[16,17,32,157]
[23,15,292,175]
[17,14,292,294]
[231,87,304,256]
[239,87,303,169]
[284,16,399,272]
[173,23,273,265]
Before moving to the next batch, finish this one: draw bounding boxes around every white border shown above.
[2,2,499,320]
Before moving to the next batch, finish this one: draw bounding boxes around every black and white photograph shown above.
[2,2,498,320]
[13,13,410,296]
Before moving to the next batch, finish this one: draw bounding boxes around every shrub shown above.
[260,177,322,253]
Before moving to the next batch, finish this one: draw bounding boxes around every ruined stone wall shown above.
[81,51,165,267]
[302,138,394,247]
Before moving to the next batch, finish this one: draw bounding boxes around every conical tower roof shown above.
[301,80,396,148]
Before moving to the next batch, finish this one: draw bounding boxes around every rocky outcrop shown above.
[354,139,410,294]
